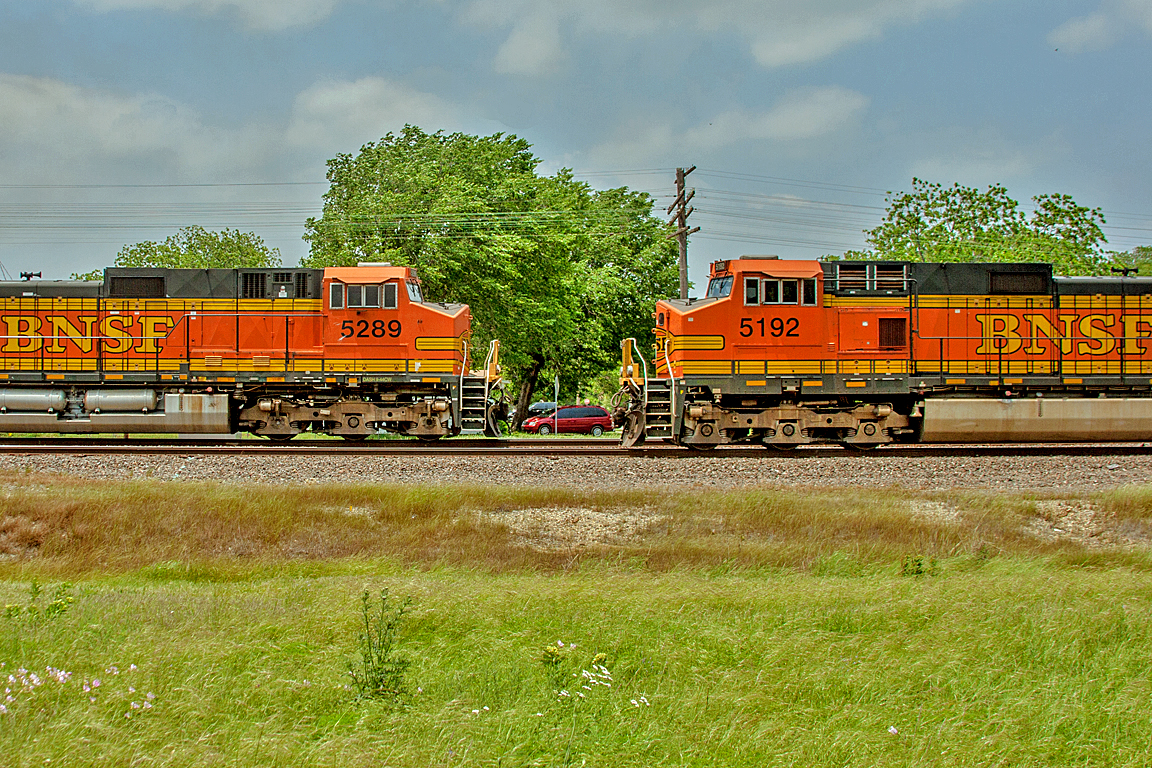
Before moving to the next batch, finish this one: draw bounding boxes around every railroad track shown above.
[0,436,1148,457]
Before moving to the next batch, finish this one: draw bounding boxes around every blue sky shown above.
[1,0,1150,287]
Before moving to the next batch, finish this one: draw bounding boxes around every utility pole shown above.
[666,166,699,300]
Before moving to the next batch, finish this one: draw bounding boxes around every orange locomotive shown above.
[616,256,1152,448]
[0,263,503,438]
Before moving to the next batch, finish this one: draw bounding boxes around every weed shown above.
[901,554,937,576]
[3,579,73,622]
[347,588,411,701]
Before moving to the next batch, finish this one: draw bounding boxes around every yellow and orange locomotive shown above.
[617,256,1152,448]
[0,263,502,438]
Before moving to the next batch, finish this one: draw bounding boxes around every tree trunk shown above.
[512,355,545,431]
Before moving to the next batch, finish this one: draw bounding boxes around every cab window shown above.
[329,282,344,309]
[347,284,382,308]
[781,279,799,304]
[384,283,398,309]
[802,278,818,306]
[406,281,423,303]
[706,276,733,298]
[762,280,780,303]
[744,277,760,305]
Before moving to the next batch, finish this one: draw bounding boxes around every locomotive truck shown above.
[615,256,1152,449]
[0,263,504,439]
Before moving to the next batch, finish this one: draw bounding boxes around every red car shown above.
[522,405,614,436]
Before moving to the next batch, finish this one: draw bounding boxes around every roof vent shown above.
[357,262,392,267]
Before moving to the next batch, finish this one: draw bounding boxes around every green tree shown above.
[1112,245,1152,276]
[114,226,282,269]
[303,126,677,425]
[847,178,1110,275]
[72,226,281,280]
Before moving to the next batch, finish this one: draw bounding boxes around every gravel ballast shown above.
[0,452,1147,491]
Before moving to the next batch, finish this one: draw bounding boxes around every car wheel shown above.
[538,424,551,436]
[590,425,604,437]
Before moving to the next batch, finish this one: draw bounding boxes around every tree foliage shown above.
[72,226,281,281]
[1112,245,1152,276]
[846,178,1110,275]
[114,226,282,270]
[302,126,678,421]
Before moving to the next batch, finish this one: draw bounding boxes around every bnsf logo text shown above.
[976,314,1152,356]
[0,315,176,354]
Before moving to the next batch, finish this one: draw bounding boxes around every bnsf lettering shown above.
[976,313,1152,356]
[0,314,176,354]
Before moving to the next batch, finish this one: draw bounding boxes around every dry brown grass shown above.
[0,472,1149,576]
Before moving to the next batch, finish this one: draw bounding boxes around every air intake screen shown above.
[109,276,165,297]
[242,273,267,299]
[879,317,907,348]
[990,272,1047,294]
[837,264,868,291]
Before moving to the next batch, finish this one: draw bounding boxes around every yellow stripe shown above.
[745,380,766,386]
[665,335,726,353]
[802,380,823,387]
[823,297,907,307]
[412,360,455,373]
[766,361,821,374]
[415,336,466,352]
[677,361,733,375]
[913,295,1055,309]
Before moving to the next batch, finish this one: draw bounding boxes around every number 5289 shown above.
[341,319,402,339]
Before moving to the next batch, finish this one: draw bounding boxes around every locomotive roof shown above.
[715,258,822,278]
[0,280,100,298]
[324,264,416,282]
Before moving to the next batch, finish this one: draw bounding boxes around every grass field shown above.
[2,475,1151,766]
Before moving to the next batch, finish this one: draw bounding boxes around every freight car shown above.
[615,256,1152,448]
[0,263,504,439]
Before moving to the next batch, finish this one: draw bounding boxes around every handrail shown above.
[625,337,650,411]
[482,339,500,407]
[661,335,675,419]
[458,338,469,423]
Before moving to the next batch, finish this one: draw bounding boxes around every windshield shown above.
[706,275,733,298]
[406,281,423,303]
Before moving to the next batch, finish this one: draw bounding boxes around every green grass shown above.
[2,563,1151,766]
[2,476,1152,765]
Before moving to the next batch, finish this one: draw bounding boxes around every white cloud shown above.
[908,128,1051,187]
[493,11,565,76]
[588,86,867,166]
[72,0,340,31]
[0,74,271,182]
[687,87,869,145]
[285,76,500,155]
[0,73,494,185]
[1048,12,1115,52]
[1048,1,1152,52]
[461,0,972,75]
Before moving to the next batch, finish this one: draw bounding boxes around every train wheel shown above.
[686,443,717,451]
[340,434,369,442]
[266,434,296,442]
[841,442,877,451]
[417,435,442,442]
[620,410,646,448]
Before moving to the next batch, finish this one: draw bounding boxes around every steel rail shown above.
[0,437,1147,458]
